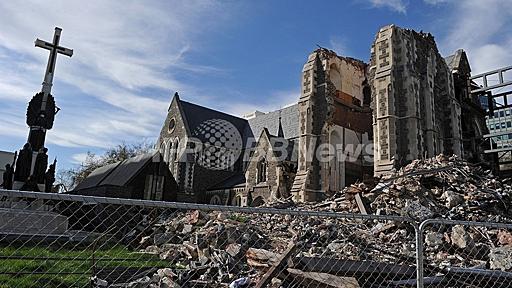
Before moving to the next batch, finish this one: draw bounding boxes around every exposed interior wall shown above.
[292,48,372,202]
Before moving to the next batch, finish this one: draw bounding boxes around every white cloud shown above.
[423,0,451,4]
[437,0,512,74]
[368,0,407,13]
[0,1,236,149]
[222,89,300,117]
[329,36,348,56]
[70,153,89,165]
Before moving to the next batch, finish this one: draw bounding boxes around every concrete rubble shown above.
[99,155,512,287]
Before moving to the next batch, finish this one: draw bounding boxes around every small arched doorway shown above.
[210,195,222,205]
[251,196,265,207]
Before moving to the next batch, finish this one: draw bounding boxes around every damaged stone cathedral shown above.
[75,25,490,206]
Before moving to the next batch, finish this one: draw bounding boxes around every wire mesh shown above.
[0,190,422,287]
[419,219,512,288]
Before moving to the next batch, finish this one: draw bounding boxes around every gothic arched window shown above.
[172,138,180,163]
[257,158,267,183]
[164,140,171,162]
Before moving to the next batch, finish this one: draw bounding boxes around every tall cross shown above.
[35,27,73,109]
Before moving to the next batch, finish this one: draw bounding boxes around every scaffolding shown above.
[471,66,512,174]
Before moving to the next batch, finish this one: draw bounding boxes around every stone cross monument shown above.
[12,27,72,191]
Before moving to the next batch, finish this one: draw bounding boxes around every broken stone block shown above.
[226,243,242,257]
[498,230,512,246]
[425,232,444,247]
[246,248,279,267]
[145,245,160,254]
[182,224,193,234]
[401,200,433,221]
[270,277,282,288]
[489,246,512,271]
[161,276,180,288]
[188,210,209,225]
[157,268,176,279]
[451,225,473,249]
[154,233,174,246]
[443,190,464,208]
[127,276,151,288]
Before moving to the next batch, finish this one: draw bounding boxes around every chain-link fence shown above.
[1,189,511,287]
[418,219,512,288]
[0,189,422,288]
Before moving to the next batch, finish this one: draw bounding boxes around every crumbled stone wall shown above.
[293,49,371,202]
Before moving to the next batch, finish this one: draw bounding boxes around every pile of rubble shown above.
[97,155,512,287]
[298,154,512,223]
[116,209,415,287]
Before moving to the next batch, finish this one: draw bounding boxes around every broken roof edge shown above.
[312,47,368,69]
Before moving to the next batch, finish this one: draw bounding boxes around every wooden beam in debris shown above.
[255,243,297,288]
[286,268,360,288]
[387,267,512,288]
[294,257,416,279]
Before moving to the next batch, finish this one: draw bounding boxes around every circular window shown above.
[168,118,176,133]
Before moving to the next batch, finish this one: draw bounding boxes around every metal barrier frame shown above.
[1,189,511,287]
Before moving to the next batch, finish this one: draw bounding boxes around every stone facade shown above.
[153,24,489,205]
[244,128,296,205]
[157,95,243,203]
[292,49,373,202]
[370,25,463,175]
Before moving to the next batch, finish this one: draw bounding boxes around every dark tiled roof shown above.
[180,100,249,143]
[247,104,299,140]
[207,173,246,190]
[101,153,155,186]
[73,152,158,191]
[73,162,119,191]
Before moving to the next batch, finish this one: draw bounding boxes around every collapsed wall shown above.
[370,25,463,176]
[293,48,372,202]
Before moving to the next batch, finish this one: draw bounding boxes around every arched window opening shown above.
[234,196,242,206]
[251,196,265,207]
[164,140,171,163]
[257,158,267,183]
[210,195,222,205]
[172,138,180,163]
[160,142,166,159]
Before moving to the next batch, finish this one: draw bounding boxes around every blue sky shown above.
[1,0,511,171]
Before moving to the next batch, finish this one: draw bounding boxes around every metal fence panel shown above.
[418,219,512,288]
[0,189,420,287]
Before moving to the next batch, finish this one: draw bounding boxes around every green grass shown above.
[228,214,250,223]
[0,245,167,288]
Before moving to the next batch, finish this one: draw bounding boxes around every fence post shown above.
[415,222,424,288]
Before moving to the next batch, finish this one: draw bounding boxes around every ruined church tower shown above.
[292,52,327,202]
[292,49,372,202]
[370,25,462,175]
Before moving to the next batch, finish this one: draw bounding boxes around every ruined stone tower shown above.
[292,49,372,202]
[370,25,462,175]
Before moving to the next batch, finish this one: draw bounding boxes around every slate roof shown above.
[73,152,158,191]
[177,99,299,146]
[101,153,156,186]
[207,173,246,190]
[180,100,250,142]
[73,162,119,191]
[247,104,299,140]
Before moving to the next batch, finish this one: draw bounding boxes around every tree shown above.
[57,142,154,192]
